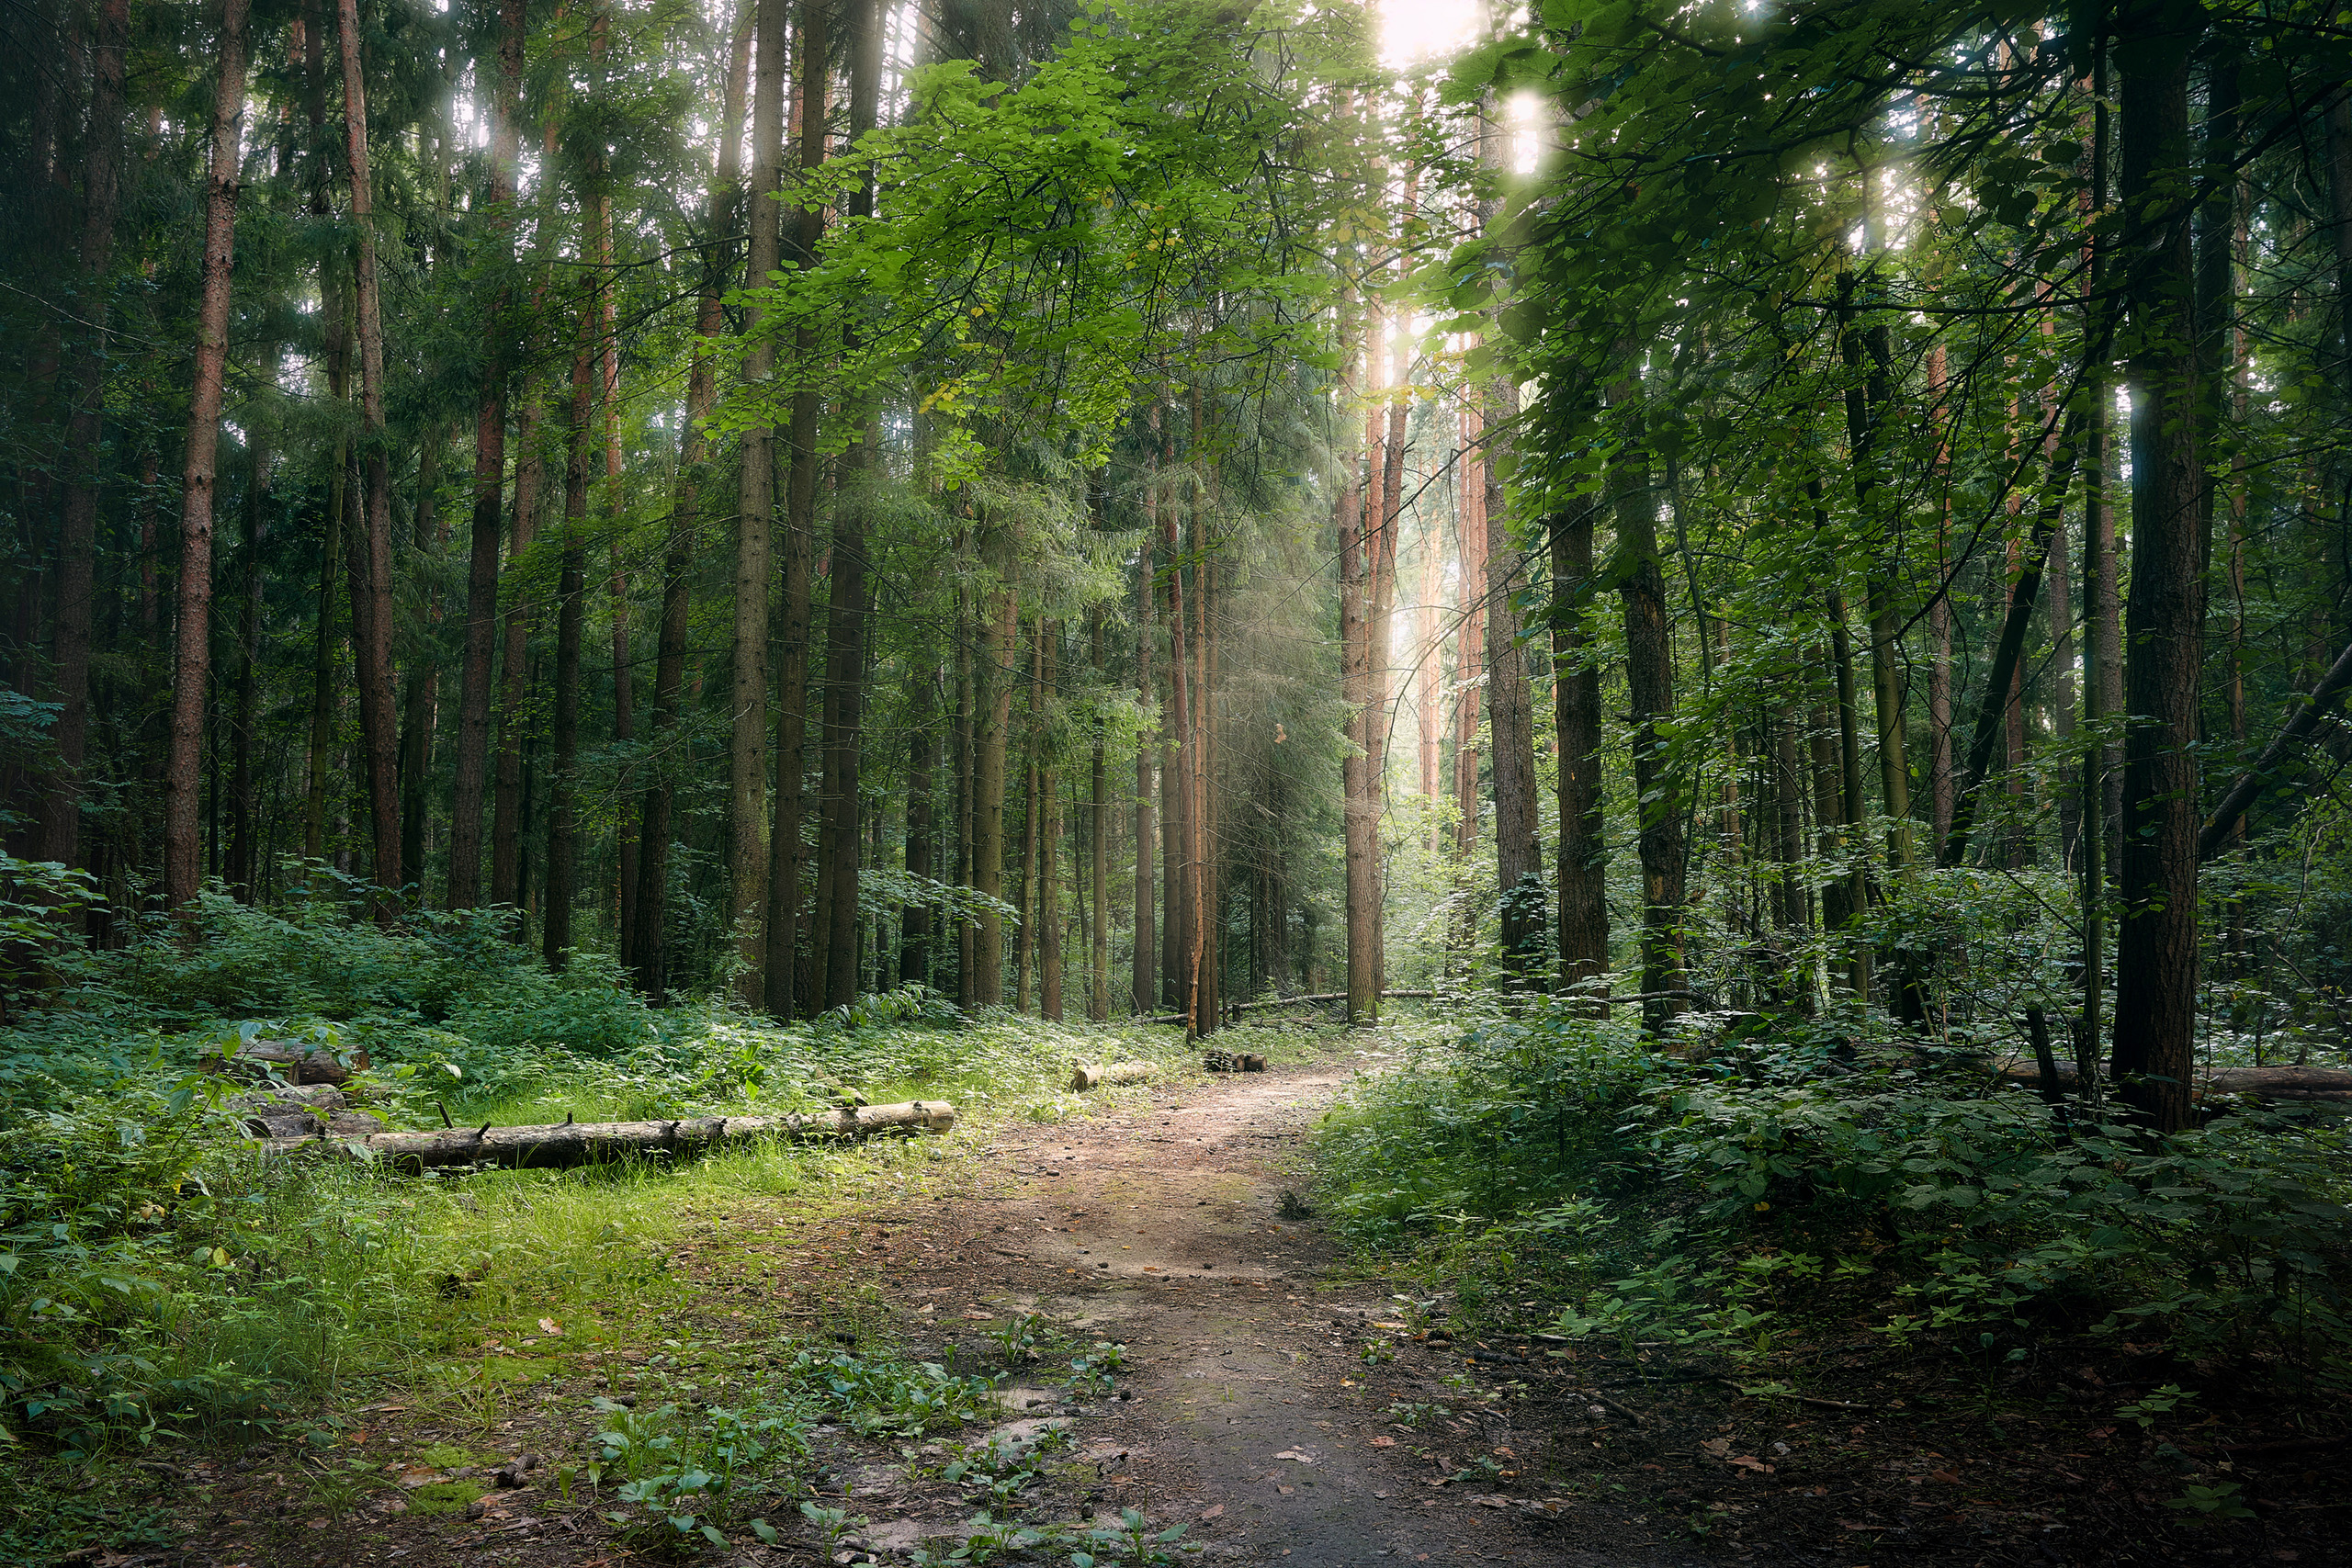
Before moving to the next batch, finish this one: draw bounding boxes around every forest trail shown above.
[826,1055,1674,1567]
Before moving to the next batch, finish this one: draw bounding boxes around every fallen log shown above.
[1992,1061,2352,1105]
[1069,1062,1158,1092]
[1203,1050,1265,1073]
[199,1040,371,1087]
[255,1100,956,1172]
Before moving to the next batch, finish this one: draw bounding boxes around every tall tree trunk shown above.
[1826,590,1871,999]
[490,380,547,913]
[1132,500,1158,1014]
[335,0,402,913]
[973,585,1016,1006]
[819,0,884,1012]
[954,588,976,1008]
[1926,345,1955,846]
[1610,356,1685,1033]
[544,316,595,968]
[40,0,129,871]
[768,0,831,1016]
[901,667,937,987]
[730,0,787,1002]
[448,0,527,910]
[2110,4,2206,1132]
[163,0,250,917]
[1090,607,1110,1021]
[634,4,752,996]
[1482,373,1544,979]
[595,188,637,963]
[1332,340,1374,1025]
[1016,622,1044,1013]
[2080,47,2112,1079]
[1041,635,1065,1024]
[399,437,442,887]
[1551,489,1608,999]
[1452,406,1485,862]
[227,352,273,902]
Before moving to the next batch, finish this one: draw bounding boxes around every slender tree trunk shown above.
[2080,48,2113,1080]
[901,667,937,987]
[306,264,351,867]
[1551,489,1608,999]
[955,588,976,1007]
[729,0,787,1001]
[1482,374,1544,979]
[448,0,526,909]
[1090,607,1110,1021]
[974,585,1016,1006]
[1926,345,1955,846]
[228,355,273,902]
[768,0,831,1015]
[1609,355,1685,1033]
[2110,6,2205,1132]
[1332,339,1374,1025]
[335,0,402,913]
[1016,623,1044,1012]
[40,0,129,870]
[163,0,250,917]
[1452,406,1485,862]
[1826,591,1871,999]
[399,438,442,887]
[544,316,595,968]
[1132,502,1158,1014]
[490,383,546,914]
[1041,635,1065,1024]
[633,6,751,995]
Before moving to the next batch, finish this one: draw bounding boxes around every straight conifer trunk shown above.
[901,669,937,986]
[1016,625,1044,1012]
[729,0,786,1002]
[164,0,250,916]
[1335,331,1377,1025]
[1551,490,1607,998]
[1090,608,1110,1021]
[636,6,752,997]
[448,0,526,910]
[335,0,402,912]
[399,439,442,885]
[41,0,128,871]
[1482,373,1544,978]
[1610,357,1684,1033]
[544,320,596,969]
[973,587,1016,1006]
[2111,6,2206,1132]
[1041,632,1065,1023]
[1132,491,1158,1014]
[228,364,273,902]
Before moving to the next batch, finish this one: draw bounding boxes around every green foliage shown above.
[1316,1004,2352,1380]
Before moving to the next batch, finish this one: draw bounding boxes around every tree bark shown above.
[334,0,403,912]
[730,0,787,1002]
[399,437,443,887]
[40,0,129,872]
[973,584,1016,1006]
[634,6,751,996]
[447,0,527,910]
[2110,4,2206,1133]
[1016,623,1044,1012]
[1132,490,1159,1014]
[1042,642,1065,1024]
[1481,374,1544,979]
[164,0,250,918]
[1090,606,1110,1021]
[227,356,272,903]
[901,666,937,987]
[543,310,596,970]
[1609,356,1684,1034]
[1550,489,1608,999]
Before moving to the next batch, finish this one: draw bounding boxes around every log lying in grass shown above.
[1994,1061,2352,1105]
[1203,1050,1265,1073]
[1069,1062,1158,1092]
[256,1101,957,1171]
[199,1040,371,1087]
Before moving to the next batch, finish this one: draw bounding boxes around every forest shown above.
[4,0,2352,1562]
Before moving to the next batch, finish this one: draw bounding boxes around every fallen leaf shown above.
[1929,1469,1961,1485]
[1276,1484,1295,1495]
[537,1318,563,1336]
[1273,1449,1315,1464]
[1729,1456,1770,1472]
[1369,1436,1395,1448]
[1199,1504,1224,1520]
[1700,1437,1732,1458]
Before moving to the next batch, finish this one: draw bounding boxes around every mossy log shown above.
[1069,1062,1159,1092]
[256,1101,956,1171]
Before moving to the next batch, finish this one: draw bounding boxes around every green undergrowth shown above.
[1314,997,2352,1396]
[0,893,1195,1469]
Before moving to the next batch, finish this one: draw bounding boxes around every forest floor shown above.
[104,1044,2352,1568]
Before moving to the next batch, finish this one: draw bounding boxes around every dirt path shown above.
[858,1056,1685,1568]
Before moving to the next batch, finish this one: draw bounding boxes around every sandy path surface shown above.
[870,1056,1685,1568]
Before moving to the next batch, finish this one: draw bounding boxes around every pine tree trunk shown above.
[40,0,128,871]
[954,594,976,1008]
[228,359,272,903]
[973,587,1016,1006]
[1335,334,1376,1025]
[399,437,442,887]
[1016,623,1044,1013]
[544,318,595,969]
[1042,637,1065,1025]
[335,0,403,914]
[490,381,546,914]
[1482,374,1544,979]
[901,667,937,987]
[1926,345,1955,847]
[1090,607,1110,1021]
[1452,405,1484,862]
[729,0,787,1003]
[1551,490,1608,999]
[163,0,250,918]
[1609,360,1684,1033]
[447,0,526,910]
[2110,6,2207,1133]
[1132,513,1158,1014]
[306,278,351,867]
[768,0,830,1016]
[1167,446,1200,1034]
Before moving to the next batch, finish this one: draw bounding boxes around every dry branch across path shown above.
[255,1100,956,1170]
